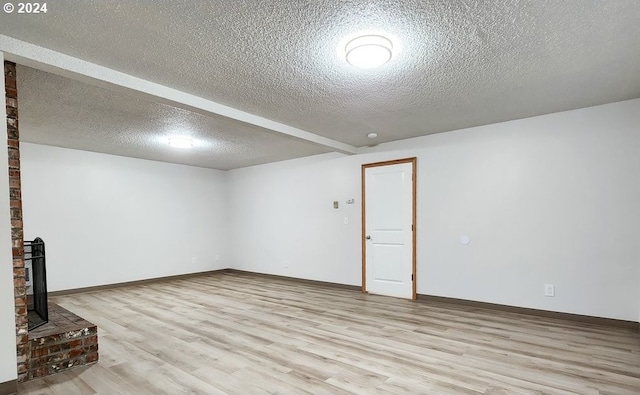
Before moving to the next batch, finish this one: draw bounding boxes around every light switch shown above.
[333,201,339,209]
[344,217,349,225]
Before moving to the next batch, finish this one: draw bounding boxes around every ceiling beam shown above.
[0,35,357,155]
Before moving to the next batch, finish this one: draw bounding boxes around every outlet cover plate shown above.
[544,284,555,297]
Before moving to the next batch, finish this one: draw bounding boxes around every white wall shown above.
[21,144,229,291]
[229,153,362,285]
[229,99,640,321]
[14,99,640,323]
[0,52,18,383]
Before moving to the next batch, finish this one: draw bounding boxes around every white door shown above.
[364,160,415,299]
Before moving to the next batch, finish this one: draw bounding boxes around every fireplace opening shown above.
[26,237,48,330]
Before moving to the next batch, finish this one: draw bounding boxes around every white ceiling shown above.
[16,65,331,170]
[2,1,640,169]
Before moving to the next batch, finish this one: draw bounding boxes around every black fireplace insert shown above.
[26,237,48,330]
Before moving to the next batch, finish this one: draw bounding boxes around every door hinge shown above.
[411,224,414,231]
[411,274,414,281]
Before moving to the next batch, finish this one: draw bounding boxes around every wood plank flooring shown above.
[18,271,640,394]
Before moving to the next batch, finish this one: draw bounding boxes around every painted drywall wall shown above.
[228,152,362,285]
[229,99,640,321]
[21,143,229,291]
[0,52,18,383]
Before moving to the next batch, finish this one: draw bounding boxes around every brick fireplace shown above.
[5,61,99,383]
[26,304,98,379]
[5,59,28,383]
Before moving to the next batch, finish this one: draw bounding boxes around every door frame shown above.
[361,157,417,300]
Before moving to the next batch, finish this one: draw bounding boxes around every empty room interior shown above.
[1,1,640,394]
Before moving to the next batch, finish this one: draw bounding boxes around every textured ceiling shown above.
[16,66,331,170]
[2,0,640,161]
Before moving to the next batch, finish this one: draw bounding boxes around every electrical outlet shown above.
[192,257,197,264]
[544,284,555,297]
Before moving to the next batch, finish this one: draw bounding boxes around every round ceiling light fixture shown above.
[167,136,194,149]
[345,35,393,69]
[367,132,378,139]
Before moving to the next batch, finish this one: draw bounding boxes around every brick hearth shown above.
[27,303,98,380]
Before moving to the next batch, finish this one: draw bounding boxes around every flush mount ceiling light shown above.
[167,136,193,149]
[367,132,378,139]
[345,35,393,69]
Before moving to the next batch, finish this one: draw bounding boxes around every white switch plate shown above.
[544,284,555,297]
[344,216,349,225]
[192,257,197,264]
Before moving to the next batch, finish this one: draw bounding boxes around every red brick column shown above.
[4,61,28,382]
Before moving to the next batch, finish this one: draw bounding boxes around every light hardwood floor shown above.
[18,271,640,394]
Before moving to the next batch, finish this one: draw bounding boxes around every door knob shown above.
[365,235,371,240]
